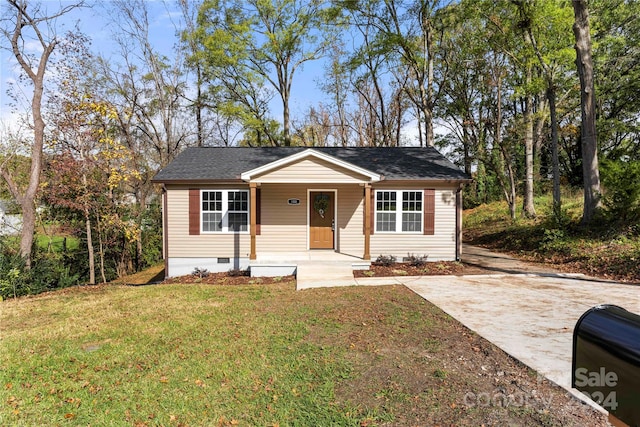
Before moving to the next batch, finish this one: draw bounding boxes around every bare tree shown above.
[0,0,84,267]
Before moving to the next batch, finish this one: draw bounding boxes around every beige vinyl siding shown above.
[252,158,369,184]
[370,184,458,261]
[166,184,251,258]
[335,185,364,257]
[257,184,308,252]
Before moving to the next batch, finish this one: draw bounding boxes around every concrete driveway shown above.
[356,245,640,408]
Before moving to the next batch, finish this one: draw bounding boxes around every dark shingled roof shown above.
[152,147,470,182]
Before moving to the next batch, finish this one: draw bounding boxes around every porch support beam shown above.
[363,183,371,260]
[250,182,257,260]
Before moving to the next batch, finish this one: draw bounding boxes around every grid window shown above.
[375,190,423,233]
[201,190,249,233]
[401,191,422,232]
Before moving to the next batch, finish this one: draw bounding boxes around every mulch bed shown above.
[161,270,295,286]
[354,261,491,277]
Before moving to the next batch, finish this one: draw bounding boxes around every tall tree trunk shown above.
[572,0,602,224]
[85,211,95,285]
[522,65,536,218]
[82,172,95,285]
[548,86,562,219]
[425,13,435,147]
[5,0,63,268]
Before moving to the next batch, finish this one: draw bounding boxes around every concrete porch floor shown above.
[249,250,370,289]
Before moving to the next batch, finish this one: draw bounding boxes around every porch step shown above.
[296,262,357,290]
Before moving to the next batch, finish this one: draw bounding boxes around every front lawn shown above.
[1,282,606,426]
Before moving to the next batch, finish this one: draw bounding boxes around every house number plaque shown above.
[288,198,300,205]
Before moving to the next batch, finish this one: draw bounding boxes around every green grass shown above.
[0,285,373,427]
[35,234,80,252]
[0,282,371,426]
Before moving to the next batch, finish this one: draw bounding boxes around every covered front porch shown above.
[240,149,382,265]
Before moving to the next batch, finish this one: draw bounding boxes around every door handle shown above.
[331,219,335,231]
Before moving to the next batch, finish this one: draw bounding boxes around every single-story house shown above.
[152,147,471,278]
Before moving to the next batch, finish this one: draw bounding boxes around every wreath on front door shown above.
[314,194,330,218]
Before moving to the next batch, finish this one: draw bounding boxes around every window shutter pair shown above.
[188,188,261,235]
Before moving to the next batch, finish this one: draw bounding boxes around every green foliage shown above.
[0,241,28,299]
[0,238,80,299]
[600,160,640,222]
[140,201,163,269]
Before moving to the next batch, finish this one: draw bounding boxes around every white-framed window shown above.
[375,190,423,233]
[202,190,249,233]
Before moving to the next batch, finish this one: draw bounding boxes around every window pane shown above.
[202,212,222,232]
[376,212,396,232]
[402,213,422,232]
[228,191,248,211]
[228,213,248,232]
[376,191,396,212]
[402,191,422,212]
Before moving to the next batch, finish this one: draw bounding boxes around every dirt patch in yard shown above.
[304,285,609,426]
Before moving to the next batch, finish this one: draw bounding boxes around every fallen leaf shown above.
[64,413,75,419]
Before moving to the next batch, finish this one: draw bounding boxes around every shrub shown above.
[0,241,29,298]
[405,254,428,267]
[600,159,640,222]
[373,254,396,267]
[228,268,249,277]
[192,267,209,278]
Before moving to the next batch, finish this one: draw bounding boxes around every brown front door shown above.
[309,191,335,249]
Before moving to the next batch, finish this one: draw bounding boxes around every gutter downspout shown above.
[162,184,169,277]
[456,184,463,261]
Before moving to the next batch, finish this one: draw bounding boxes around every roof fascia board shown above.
[373,178,473,185]
[240,148,382,182]
[151,179,245,185]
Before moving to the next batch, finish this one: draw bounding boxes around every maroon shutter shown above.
[189,189,200,235]
[256,188,261,235]
[423,189,435,235]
